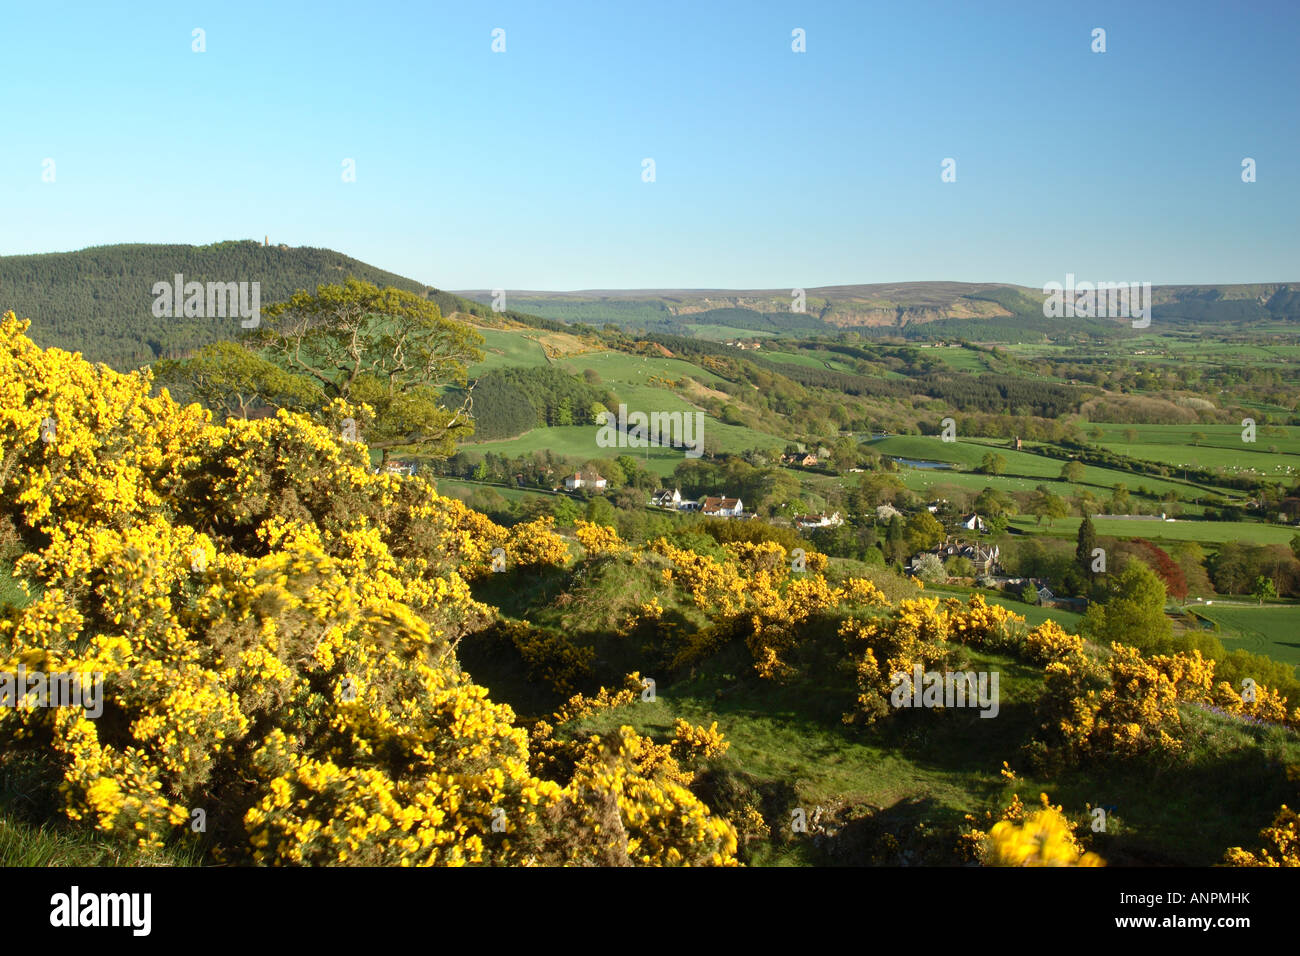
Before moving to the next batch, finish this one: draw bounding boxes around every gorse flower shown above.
[0,313,734,866]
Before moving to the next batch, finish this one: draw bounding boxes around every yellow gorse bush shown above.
[0,313,734,865]
[965,792,1103,867]
[573,519,628,557]
[1223,805,1300,867]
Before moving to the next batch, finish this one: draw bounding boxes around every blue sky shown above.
[3,0,1297,289]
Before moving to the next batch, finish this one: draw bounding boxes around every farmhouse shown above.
[781,453,819,467]
[564,470,607,492]
[959,513,988,533]
[700,495,744,517]
[651,488,682,508]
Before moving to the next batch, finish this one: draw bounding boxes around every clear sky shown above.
[2,0,1297,290]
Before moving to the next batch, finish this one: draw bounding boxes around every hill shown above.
[0,241,562,370]
[457,282,1300,339]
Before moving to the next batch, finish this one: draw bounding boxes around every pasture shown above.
[1007,516,1299,546]
[1082,423,1300,481]
[1189,603,1300,672]
[870,436,1227,502]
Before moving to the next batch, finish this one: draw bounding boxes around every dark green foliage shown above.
[0,241,559,371]
[456,367,614,441]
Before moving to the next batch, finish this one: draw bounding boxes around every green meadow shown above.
[1081,423,1300,480]
[1007,516,1299,546]
[1190,603,1300,672]
[870,436,1227,502]
[466,327,556,373]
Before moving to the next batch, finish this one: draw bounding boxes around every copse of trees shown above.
[1082,559,1174,655]
[1210,541,1300,598]
[454,366,614,441]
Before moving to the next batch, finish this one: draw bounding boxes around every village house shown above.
[781,453,819,467]
[700,495,744,517]
[378,460,417,477]
[913,536,1001,576]
[794,511,844,530]
[564,470,607,492]
[959,513,988,533]
[651,488,682,509]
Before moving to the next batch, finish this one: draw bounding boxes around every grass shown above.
[0,560,37,612]
[462,549,1300,866]
[1008,515,1300,546]
[555,641,1299,866]
[1191,603,1300,671]
[554,351,731,389]
[0,814,204,866]
[927,347,991,373]
[466,327,556,373]
[459,348,791,470]
[463,415,786,478]
[870,435,1234,502]
[1082,423,1300,481]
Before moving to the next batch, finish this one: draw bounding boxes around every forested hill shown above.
[0,241,560,370]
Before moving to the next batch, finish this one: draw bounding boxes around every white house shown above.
[701,495,744,517]
[564,470,607,492]
[959,513,987,532]
[795,511,843,530]
[651,488,682,508]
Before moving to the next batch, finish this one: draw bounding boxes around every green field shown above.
[466,327,556,373]
[554,350,731,389]
[1008,515,1299,546]
[871,435,1228,502]
[1190,604,1300,672]
[1083,423,1300,481]
[926,346,992,373]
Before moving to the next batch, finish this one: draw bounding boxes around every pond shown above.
[891,457,954,470]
